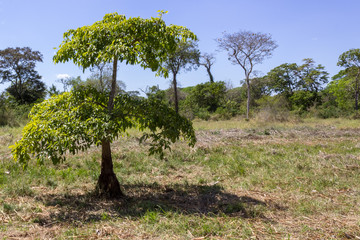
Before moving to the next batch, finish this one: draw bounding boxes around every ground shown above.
[0,118,359,239]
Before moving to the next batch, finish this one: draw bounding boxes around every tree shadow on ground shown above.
[36,183,283,226]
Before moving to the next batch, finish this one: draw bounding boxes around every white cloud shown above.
[56,74,70,79]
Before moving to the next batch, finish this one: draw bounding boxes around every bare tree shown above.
[200,53,215,83]
[217,30,278,119]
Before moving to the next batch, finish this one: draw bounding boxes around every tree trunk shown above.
[173,74,179,113]
[355,91,359,111]
[355,72,360,111]
[246,78,251,119]
[355,78,359,111]
[97,140,124,198]
[108,56,118,111]
[206,67,214,83]
[96,56,124,198]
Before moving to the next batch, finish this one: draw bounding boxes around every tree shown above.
[266,63,299,99]
[186,81,227,112]
[0,47,46,104]
[57,76,83,92]
[164,40,200,113]
[331,49,360,110]
[11,12,197,198]
[266,59,328,111]
[217,30,277,119]
[292,59,328,111]
[199,53,215,83]
[297,58,328,93]
[47,84,61,97]
[86,63,126,94]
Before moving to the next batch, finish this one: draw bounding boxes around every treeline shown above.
[147,48,360,121]
[1,44,360,126]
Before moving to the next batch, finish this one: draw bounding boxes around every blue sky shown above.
[0,0,359,93]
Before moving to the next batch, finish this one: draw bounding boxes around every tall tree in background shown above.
[199,53,215,83]
[217,30,277,119]
[0,47,46,104]
[164,40,200,113]
[297,58,328,94]
[266,59,328,111]
[293,58,328,110]
[331,49,360,110]
[266,63,299,101]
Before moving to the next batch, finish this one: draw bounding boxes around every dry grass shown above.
[0,118,360,239]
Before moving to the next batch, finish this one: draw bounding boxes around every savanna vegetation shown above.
[0,11,360,239]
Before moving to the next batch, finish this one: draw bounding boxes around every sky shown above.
[0,0,359,93]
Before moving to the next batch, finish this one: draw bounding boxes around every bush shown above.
[308,105,342,119]
[0,93,34,126]
[195,108,211,120]
[255,95,293,122]
[185,81,227,113]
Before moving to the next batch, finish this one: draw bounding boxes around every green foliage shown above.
[266,59,329,113]
[337,48,360,68]
[185,81,227,113]
[0,47,46,104]
[6,78,46,104]
[145,85,168,105]
[163,40,200,76]
[53,12,197,77]
[266,63,298,99]
[327,74,354,111]
[11,86,196,168]
[329,49,360,111]
[290,90,318,112]
[225,87,245,104]
[214,100,240,120]
[47,84,61,97]
[0,92,35,126]
[163,40,200,113]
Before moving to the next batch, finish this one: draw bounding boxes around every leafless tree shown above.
[200,53,215,83]
[217,30,277,119]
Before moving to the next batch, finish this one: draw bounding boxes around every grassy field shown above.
[0,118,360,239]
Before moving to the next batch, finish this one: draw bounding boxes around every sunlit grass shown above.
[0,118,359,239]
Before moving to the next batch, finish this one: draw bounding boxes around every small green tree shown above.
[266,63,299,108]
[11,12,197,198]
[329,49,360,111]
[186,81,227,112]
[163,40,200,113]
[266,59,328,112]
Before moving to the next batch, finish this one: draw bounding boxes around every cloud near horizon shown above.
[56,74,70,79]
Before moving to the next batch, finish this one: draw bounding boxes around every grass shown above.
[0,118,360,239]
